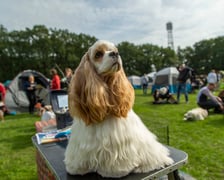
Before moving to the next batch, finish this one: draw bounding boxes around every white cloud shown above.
[0,0,224,48]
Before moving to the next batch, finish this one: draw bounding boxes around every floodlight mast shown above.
[166,22,174,50]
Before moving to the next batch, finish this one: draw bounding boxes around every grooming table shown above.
[32,136,188,180]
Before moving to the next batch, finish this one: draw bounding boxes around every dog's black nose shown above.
[109,51,119,58]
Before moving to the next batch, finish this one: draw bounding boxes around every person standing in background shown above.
[61,68,73,90]
[176,64,192,103]
[141,74,148,95]
[25,75,37,114]
[207,69,217,85]
[216,70,222,89]
[0,82,7,118]
[0,82,6,103]
[50,68,61,90]
[64,68,73,85]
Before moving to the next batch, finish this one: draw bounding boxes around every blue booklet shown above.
[36,127,71,144]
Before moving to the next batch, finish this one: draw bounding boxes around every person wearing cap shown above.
[197,79,224,113]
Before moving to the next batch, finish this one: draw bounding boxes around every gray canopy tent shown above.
[5,70,50,112]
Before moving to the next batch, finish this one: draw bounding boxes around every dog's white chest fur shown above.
[64,110,173,178]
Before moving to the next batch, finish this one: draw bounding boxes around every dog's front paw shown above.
[66,164,91,176]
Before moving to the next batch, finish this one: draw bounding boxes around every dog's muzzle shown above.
[109,51,119,59]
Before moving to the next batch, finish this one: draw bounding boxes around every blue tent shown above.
[128,75,142,89]
[152,67,191,94]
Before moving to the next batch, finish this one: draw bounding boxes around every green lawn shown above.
[0,114,38,179]
[0,88,224,179]
[134,89,224,180]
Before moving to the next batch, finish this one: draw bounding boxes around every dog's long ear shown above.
[69,52,110,125]
[69,50,135,125]
[105,68,135,118]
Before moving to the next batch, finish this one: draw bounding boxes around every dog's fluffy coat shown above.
[64,40,173,178]
[183,107,208,121]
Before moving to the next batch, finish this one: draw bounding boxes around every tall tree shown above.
[0,25,11,80]
[118,42,141,76]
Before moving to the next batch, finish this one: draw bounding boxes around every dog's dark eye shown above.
[95,51,103,59]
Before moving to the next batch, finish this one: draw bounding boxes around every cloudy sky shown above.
[1,0,224,48]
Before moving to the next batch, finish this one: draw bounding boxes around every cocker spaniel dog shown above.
[64,40,173,178]
[183,107,208,121]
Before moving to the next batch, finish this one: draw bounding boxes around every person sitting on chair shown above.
[35,105,57,132]
[153,86,177,104]
[41,105,56,121]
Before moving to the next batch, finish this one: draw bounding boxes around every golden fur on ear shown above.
[69,52,135,125]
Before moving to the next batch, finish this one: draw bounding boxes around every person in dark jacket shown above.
[176,64,192,103]
[25,75,37,114]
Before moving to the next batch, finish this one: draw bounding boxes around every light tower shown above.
[166,22,174,50]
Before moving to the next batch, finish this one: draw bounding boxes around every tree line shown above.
[0,24,224,82]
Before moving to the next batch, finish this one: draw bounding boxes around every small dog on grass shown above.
[183,107,208,121]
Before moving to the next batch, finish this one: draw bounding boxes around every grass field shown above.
[0,88,224,179]
[0,114,38,179]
